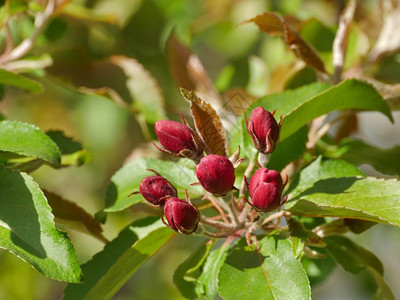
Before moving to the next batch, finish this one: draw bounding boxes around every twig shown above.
[261,210,291,226]
[0,0,56,64]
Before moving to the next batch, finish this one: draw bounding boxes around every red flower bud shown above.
[139,175,177,206]
[247,106,281,154]
[248,168,283,212]
[155,120,203,159]
[163,197,200,234]
[195,154,235,195]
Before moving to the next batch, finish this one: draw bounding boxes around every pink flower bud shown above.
[248,168,283,212]
[247,106,281,154]
[163,197,200,234]
[139,175,177,206]
[155,120,203,159]
[195,154,235,195]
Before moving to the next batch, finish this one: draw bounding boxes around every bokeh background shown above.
[1,0,400,299]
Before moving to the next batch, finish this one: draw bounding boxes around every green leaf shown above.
[268,126,308,171]
[323,138,400,176]
[173,241,214,299]
[368,267,395,300]
[301,250,336,286]
[218,235,311,300]
[196,243,230,300]
[0,69,43,93]
[79,226,173,300]
[46,130,90,167]
[0,165,83,282]
[102,158,202,213]
[285,156,365,196]
[286,157,400,227]
[111,56,166,124]
[324,235,383,275]
[280,79,393,141]
[230,82,330,158]
[64,217,172,300]
[0,121,61,165]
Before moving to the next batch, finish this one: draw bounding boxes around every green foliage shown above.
[64,217,173,300]
[286,157,400,227]
[0,165,82,282]
[0,69,43,93]
[218,236,311,300]
[0,120,61,165]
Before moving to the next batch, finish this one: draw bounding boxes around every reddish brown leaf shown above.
[166,34,195,91]
[45,191,107,243]
[244,12,326,74]
[242,12,285,36]
[166,33,222,107]
[180,88,228,157]
[283,23,326,73]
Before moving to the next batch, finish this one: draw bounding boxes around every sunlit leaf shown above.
[111,55,166,124]
[0,69,43,93]
[64,217,173,299]
[219,235,311,300]
[196,242,230,300]
[286,157,400,227]
[44,191,106,243]
[0,166,83,282]
[0,120,61,165]
[281,79,393,141]
[80,225,173,300]
[181,88,228,157]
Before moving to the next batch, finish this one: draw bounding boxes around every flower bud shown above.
[248,168,283,212]
[163,197,200,234]
[247,106,281,154]
[195,154,235,195]
[139,175,177,206]
[155,120,203,159]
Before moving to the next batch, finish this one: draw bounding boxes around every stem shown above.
[206,194,229,223]
[0,0,56,64]
[261,210,291,226]
[200,216,234,231]
[257,152,270,168]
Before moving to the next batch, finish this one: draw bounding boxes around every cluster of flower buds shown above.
[136,104,286,235]
[137,172,199,235]
[244,106,286,212]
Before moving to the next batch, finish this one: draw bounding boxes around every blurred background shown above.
[1,0,400,299]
